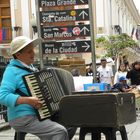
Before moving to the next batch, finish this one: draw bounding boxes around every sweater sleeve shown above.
[0,67,20,107]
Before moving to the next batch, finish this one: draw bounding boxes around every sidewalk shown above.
[0,120,10,131]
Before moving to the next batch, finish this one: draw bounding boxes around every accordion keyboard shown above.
[23,69,65,121]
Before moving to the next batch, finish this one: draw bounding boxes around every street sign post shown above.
[88,0,96,82]
[37,0,91,54]
[36,0,96,76]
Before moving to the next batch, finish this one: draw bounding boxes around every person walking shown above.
[122,55,130,70]
[97,58,114,86]
[0,36,69,140]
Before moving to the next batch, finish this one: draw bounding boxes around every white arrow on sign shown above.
[82,42,90,51]
[71,42,76,46]
[81,26,90,35]
[79,10,88,19]
[80,0,85,3]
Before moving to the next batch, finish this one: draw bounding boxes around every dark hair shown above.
[100,58,107,62]
[131,61,140,69]
[71,69,80,76]
[122,55,126,59]
[118,63,127,72]
[12,49,24,59]
[13,54,17,59]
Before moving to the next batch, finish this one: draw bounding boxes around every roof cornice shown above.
[124,0,140,24]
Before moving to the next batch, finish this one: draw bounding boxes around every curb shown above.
[0,122,11,131]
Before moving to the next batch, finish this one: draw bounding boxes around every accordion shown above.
[23,67,74,121]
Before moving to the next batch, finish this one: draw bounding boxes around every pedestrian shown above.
[122,55,130,70]
[86,63,93,76]
[71,68,80,76]
[114,63,128,84]
[126,61,140,86]
[97,58,114,86]
[0,36,69,140]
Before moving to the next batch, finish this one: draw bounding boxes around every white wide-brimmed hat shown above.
[10,36,41,55]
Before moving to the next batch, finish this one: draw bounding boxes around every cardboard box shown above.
[83,83,111,91]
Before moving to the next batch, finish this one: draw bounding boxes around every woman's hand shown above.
[27,97,42,109]
[16,96,42,109]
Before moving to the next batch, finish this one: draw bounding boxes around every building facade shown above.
[96,0,140,39]
[7,0,140,40]
[0,0,140,65]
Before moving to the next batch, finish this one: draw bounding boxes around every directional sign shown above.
[41,24,90,40]
[37,0,94,54]
[40,9,89,24]
[39,0,89,7]
[42,40,91,54]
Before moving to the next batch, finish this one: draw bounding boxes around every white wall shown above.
[119,10,123,29]
[112,0,118,26]
[30,0,38,39]
[104,0,111,35]
[96,0,138,36]
[21,0,30,37]
[96,0,104,27]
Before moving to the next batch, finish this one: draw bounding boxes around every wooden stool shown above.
[14,131,26,140]
[79,126,128,140]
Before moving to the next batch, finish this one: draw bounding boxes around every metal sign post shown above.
[35,0,44,69]
[88,0,97,82]
[36,0,96,80]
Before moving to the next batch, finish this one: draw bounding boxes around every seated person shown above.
[112,76,133,92]
[71,68,80,76]
[86,63,93,76]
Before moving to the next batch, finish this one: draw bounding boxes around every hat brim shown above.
[120,78,127,81]
[11,37,42,54]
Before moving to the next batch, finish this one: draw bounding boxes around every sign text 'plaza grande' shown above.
[39,0,88,7]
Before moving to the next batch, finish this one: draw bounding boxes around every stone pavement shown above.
[0,113,140,140]
[0,119,10,131]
